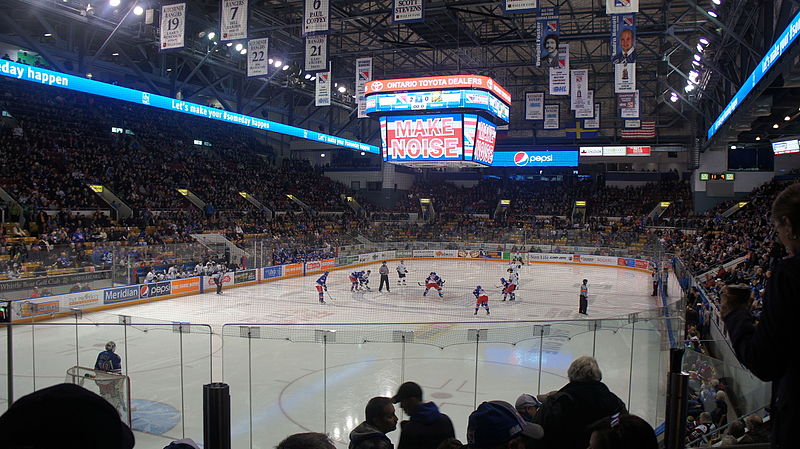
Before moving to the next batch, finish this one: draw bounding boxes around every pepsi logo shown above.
[514,152,528,166]
[139,285,149,298]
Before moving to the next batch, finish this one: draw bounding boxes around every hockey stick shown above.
[418,280,446,286]
[325,289,334,301]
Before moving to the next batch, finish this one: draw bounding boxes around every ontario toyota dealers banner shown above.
[160,3,186,50]
[315,71,331,106]
[220,0,248,41]
[303,0,330,35]
[536,7,559,68]
[383,114,464,162]
[247,38,268,77]
[525,92,544,120]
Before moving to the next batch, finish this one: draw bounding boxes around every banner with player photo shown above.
[549,43,569,95]
[356,57,372,118]
[606,0,639,14]
[160,3,186,51]
[303,0,330,35]
[525,92,544,120]
[247,38,268,77]
[570,69,589,110]
[611,14,636,93]
[575,90,594,119]
[584,103,601,128]
[535,7,559,68]
[503,0,538,14]
[393,0,424,24]
[305,35,327,72]
[220,0,248,41]
[620,89,640,118]
[315,71,331,106]
[544,104,560,129]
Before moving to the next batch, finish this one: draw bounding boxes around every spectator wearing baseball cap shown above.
[514,394,542,423]
[0,383,135,449]
[467,400,544,449]
[391,381,455,449]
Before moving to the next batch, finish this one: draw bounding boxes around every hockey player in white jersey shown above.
[396,261,408,285]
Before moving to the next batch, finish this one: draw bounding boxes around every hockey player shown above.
[500,277,516,301]
[360,270,372,291]
[473,286,490,315]
[143,270,156,284]
[396,260,408,286]
[423,272,444,298]
[95,341,122,374]
[349,271,361,291]
[315,271,329,304]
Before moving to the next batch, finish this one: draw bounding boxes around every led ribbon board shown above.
[365,89,510,122]
[0,60,379,154]
[492,150,579,167]
[707,10,800,140]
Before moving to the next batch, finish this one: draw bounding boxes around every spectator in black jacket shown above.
[720,183,800,449]
[349,396,398,449]
[392,381,455,449]
[533,356,627,449]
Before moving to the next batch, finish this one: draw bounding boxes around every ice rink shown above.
[2,260,680,448]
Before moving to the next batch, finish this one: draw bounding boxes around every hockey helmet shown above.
[431,272,436,275]
[476,285,482,290]
[430,272,435,275]
[105,341,116,352]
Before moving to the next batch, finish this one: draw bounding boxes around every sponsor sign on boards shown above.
[140,282,172,299]
[234,270,258,284]
[171,277,201,294]
[104,286,140,304]
[263,265,283,279]
[14,300,60,319]
[284,263,303,277]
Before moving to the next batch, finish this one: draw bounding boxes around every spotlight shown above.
[274,60,283,67]
[755,136,761,141]
[696,43,704,52]
[694,54,701,61]
[712,0,721,4]
[208,32,216,40]
[133,5,144,15]
[112,52,119,56]
[670,94,678,103]
[86,72,93,78]
[773,123,780,129]
[109,0,120,6]
[730,145,736,149]
[708,11,718,18]
[43,33,53,37]
[268,58,274,64]
[692,60,701,67]
[226,42,233,47]
[235,43,243,51]
[282,64,289,70]
[360,151,366,155]
[338,86,346,93]
[240,49,247,55]
[785,115,792,121]
[304,73,312,79]
[320,153,326,158]
[699,37,710,45]
[310,76,316,81]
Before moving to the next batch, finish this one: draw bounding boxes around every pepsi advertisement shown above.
[492,150,578,167]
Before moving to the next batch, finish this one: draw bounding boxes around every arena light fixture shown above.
[44,33,53,37]
[755,136,761,141]
[320,153,326,157]
[207,32,216,40]
[730,145,736,149]
[693,54,702,61]
[310,76,316,81]
[692,60,701,67]
[234,43,243,51]
[338,86,346,93]
[268,58,274,64]
[785,115,792,121]
[712,0,721,4]
[699,37,710,45]
[304,73,312,79]
[670,93,678,102]
[708,10,718,18]
[282,64,290,71]
[109,0,120,6]
[133,5,144,16]
[696,43,704,52]
[360,151,366,155]
[226,42,233,47]
[240,49,247,55]
[774,123,780,128]
[274,60,283,67]
[112,52,119,56]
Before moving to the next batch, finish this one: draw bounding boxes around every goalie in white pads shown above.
[423,272,444,298]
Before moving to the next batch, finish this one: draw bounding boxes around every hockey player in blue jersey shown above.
[95,341,122,373]
[500,277,517,301]
[423,272,444,298]
[473,286,490,315]
[315,271,330,304]
[349,271,361,291]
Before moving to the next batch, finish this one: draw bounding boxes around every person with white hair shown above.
[533,356,627,449]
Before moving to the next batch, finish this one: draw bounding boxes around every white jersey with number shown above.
[396,264,407,275]
[509,272,519,286]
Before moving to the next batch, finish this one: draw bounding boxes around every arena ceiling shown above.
[0,0,790,155]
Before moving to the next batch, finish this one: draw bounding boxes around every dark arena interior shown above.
[0,1,796,448]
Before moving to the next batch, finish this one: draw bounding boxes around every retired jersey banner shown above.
[544,104,560,129]
[584,103,601,128]
[247,38,268,77]
[220,0,248,41]
[160,3,186,50]
[620,89,640,118]
[393,0,424,24]
[570,69,589,110]
[575,90,594,119]
[504,0,538,13]
[303,0,330,35]
[536,7,560,68]
[606,0,639,14]
[315,71,331,106]
[525,92,544,120]
[305,35,328,72]
[549,43,569,95]
[356,57,373,118]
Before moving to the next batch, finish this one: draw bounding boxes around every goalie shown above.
[422,272,444,298]
[93,341,127,415]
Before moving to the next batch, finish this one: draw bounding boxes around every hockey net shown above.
[65,366,132,426]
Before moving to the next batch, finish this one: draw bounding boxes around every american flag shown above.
[620,120,655,139]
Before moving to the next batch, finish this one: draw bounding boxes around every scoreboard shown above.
[366,75,510,168]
